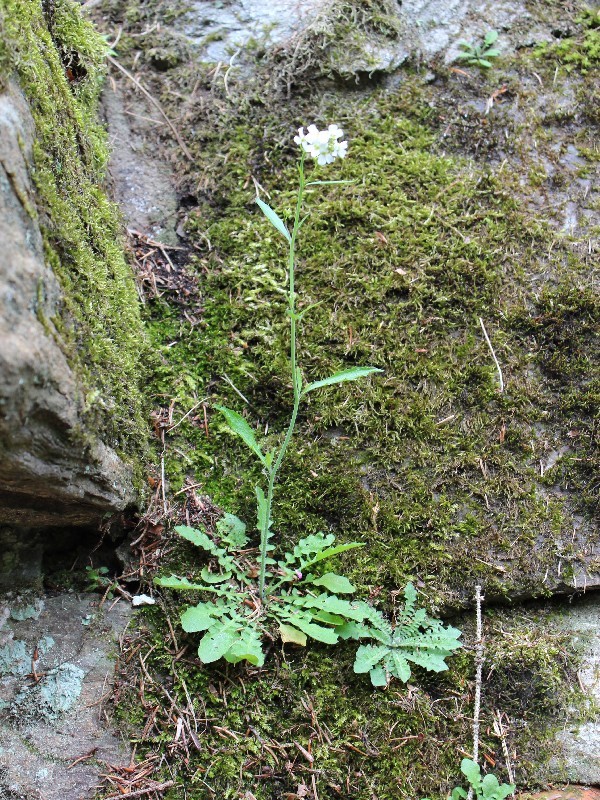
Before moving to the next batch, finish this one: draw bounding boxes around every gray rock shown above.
[102,82,179,245]
[0,593,133,800]
[175,0,530,76]
[0,80,136,534]
[546,595,600,784]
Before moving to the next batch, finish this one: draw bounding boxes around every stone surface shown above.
[0,593,132,799]
[102,82,179,245]
[176,0,534,74]
[0,80,136,532]
[546,595,600,785]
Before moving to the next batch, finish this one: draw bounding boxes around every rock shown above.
[102,81,179,245]
[0,593,132,799]
[0,80,136,533]
[175,0,530,77]
[543,595,600,784]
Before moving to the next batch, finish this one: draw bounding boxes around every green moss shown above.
[98,0,600,791]
[112,598,583,800]
[0,0,148,463]
[535,7,600,73]
[142,85,597,608]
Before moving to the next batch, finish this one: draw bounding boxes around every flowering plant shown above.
[155,125,461,679]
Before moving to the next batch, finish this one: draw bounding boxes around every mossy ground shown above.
[97,0,599,795]
[0,0,148,463]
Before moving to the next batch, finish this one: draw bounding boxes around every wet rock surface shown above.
[0,594,132,800]
[103,82,179,245]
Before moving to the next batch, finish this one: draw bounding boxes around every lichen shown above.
[0,0,148,465]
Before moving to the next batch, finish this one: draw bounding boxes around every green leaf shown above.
[216,513,248,548]
[481,775,501,798]
[200,567,232,584]
[310,573,355,594]
[354,644,388,674]
[388,651,411,682]
[288,617,339,644]
[174,525,220,555]
[478,58,493,68]
[483,48,500,57]
[255,197,291,242]
[335,620,371,640]
[451,789,468,800]
[279,623,307,646]
[181,603,216,632]
[303,366,383,395]
[369,666,388,687]
[494,785,516,800]
[223,627,265,666]
[302,593,367,622]
[215,406,266,466]
[255,485,270,534]
[460,759,481,786]
[198,625,238,664]
[302,542,364,570]
[154,574,209,591]
[484,30,498,46]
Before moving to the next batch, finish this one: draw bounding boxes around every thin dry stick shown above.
[493,709,515,785]
[467,585,484,800]
[107,56,192,161]
[103,782,174,800]
[478,317,504,393]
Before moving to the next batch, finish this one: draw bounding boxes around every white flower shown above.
[132,594,156,607]
[294,123,348,164]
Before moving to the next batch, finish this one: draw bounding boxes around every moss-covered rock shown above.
[0,0,149,535]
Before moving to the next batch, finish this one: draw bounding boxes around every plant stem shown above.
[258,157,306,601]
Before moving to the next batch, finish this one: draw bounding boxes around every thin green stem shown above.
[258,156,306,601]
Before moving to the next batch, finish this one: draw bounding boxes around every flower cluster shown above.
[294,123,348,165]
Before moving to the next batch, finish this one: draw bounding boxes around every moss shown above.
[141,85,597,608]
[0,0,148,465]
[97,0,600,792]
[110,597,584,800]
[534,7,600,73]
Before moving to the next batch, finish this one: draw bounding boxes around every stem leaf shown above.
[215,406,266,466]
[305,179,356,186]
[255,486,270,535]
[303,366,383,395]
[255,197,291,242]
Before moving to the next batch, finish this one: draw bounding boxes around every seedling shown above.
[451,758,515,800]
[455,31,501,69]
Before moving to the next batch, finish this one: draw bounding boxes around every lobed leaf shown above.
[216,513,248,548]
[181,603,217,632]
[154,574,209,591]
[223,625,265,666]
[354,644,389,674]
[198,624,238,664]
[369,666,388,687]
[174,525,221,555]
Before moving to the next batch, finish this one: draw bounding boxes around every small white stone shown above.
[131,594,156,607]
